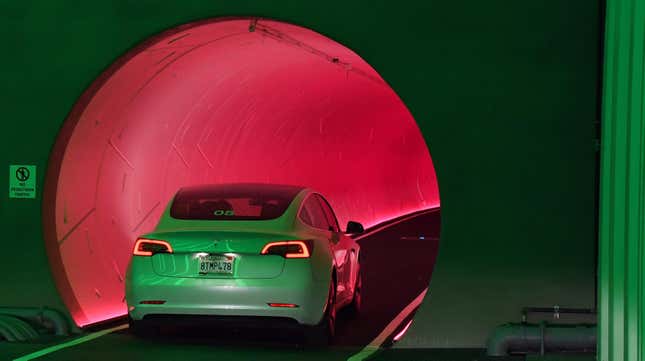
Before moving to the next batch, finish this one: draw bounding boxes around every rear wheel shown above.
[306,280,336,347]
[128,315,156,337]
[349,270,362,317]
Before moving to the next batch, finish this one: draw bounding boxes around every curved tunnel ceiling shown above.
[45,18,440,326]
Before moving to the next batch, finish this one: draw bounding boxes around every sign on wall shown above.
[9,165,36,199]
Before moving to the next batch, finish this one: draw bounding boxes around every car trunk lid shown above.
[145,230,296,279]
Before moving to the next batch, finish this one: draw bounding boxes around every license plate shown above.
[199,255,234,274]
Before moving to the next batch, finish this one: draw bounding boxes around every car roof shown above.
[176,183,307,196]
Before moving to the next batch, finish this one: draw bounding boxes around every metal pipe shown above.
[0,315,40,341]
[486,323,596,357]
[0,307,70,336]
[521,306,597,322]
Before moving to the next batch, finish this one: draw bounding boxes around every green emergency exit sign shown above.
[9,165,36,199]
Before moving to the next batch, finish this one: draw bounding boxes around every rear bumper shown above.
[139,314,301,329]
[125,256,329,326]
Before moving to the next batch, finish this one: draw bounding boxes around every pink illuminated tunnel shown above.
[43,18,440,327]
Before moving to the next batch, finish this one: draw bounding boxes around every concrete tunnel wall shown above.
[44,19,440,326]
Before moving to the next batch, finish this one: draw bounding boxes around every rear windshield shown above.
[170,183,304,221]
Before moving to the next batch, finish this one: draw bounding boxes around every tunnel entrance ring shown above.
[43,17,440,330]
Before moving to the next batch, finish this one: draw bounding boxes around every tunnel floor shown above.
[6,210,441,361]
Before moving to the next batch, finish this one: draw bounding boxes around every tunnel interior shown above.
[45,18,440,327]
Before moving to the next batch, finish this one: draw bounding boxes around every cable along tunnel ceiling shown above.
[47,19,440,326]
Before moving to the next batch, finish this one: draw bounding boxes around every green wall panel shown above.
[599,0,645,360]
[0,0,600,347]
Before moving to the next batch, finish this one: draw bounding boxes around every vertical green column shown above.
[600,0,645,360]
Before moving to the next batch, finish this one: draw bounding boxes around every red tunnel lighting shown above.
[393,319,413,342]
[43,18,440,327]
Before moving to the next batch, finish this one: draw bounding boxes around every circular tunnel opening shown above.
[43,18,441,341]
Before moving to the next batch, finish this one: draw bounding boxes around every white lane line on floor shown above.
[13,323,128,361]
[347,288,428,361]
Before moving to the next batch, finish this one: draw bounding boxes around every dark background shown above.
[0,0,600,348]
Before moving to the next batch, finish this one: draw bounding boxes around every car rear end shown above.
[125,184,331,328]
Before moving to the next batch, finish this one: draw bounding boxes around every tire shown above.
[306,280,336,347]
[128,315,156,337]
[349,270,362,317]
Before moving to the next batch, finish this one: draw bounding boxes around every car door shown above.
[315,194,354,303]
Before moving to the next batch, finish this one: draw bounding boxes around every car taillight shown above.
[133,238,173,256]
[268,303,299,308]
[261,241,311,258]
[139,300,166,305]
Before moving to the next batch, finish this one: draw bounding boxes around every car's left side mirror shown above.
[345,221,364,234]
